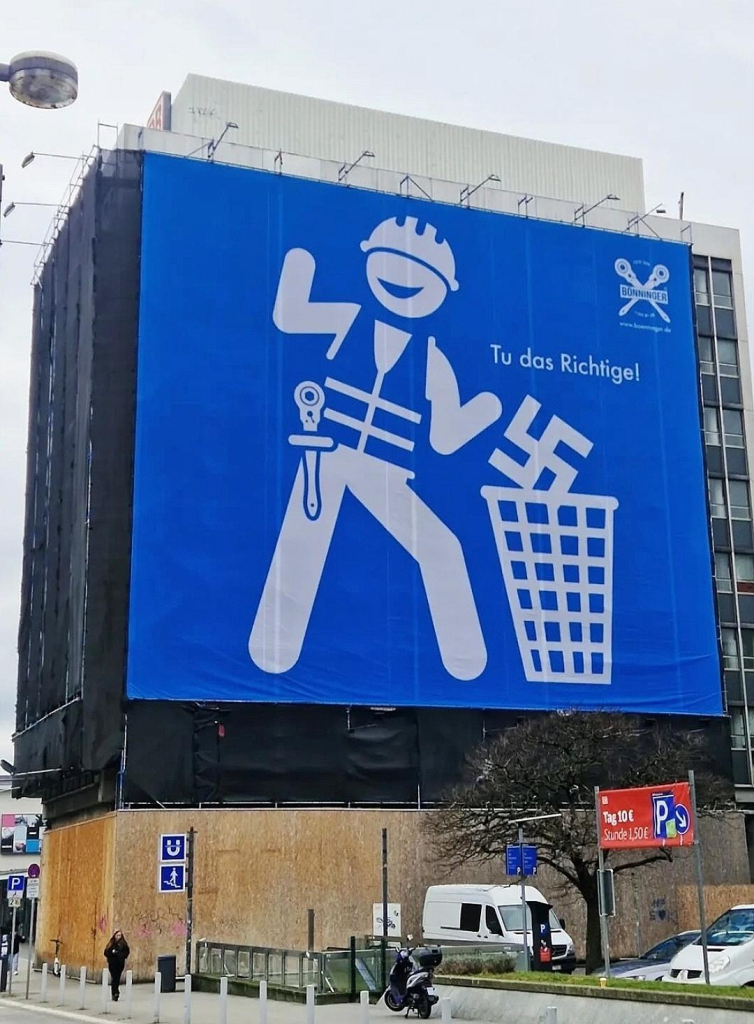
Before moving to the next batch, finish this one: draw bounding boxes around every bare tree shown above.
[425,712,730,972]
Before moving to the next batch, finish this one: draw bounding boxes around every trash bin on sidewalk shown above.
[157,955,176,993]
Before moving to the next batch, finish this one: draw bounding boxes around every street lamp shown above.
[4,201,60,218]
[626,203,667,236]
[0,52,77,109]
[0,239,51,248]
[338,149,376,182]
[509,813,563,972]
[207,120,239,161]
[574,193,621,225]
[0,758,61,776]
[460,173,501,205]
[22,151,81,169]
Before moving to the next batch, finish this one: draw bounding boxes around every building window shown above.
[730,708,747,749]
[709,478,726,518]
[698,335,715,374]
[742,629,754,671]
[694,268,710,306]
[723,409,745,448]
[736,553,754,583]
[712,270,734,310]
[722,628,739,670]
[716,552,733,593]
[718,339,739,377]
[729,480,751,521]
[704,407,721,446]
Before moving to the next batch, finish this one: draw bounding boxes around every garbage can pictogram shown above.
[482,486,619,683]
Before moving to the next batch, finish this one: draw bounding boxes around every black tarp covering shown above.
[123,701,733,806]
[15,150,141,779]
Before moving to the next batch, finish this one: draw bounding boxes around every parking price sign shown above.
[597,782,694,850]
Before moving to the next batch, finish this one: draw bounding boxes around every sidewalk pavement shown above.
[0,961,397,1024]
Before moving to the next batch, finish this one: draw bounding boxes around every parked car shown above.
[590,930,700,980]
[422,884,577,973]
[665,905,754,986]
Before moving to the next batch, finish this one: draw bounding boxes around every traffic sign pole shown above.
[185,827,195,976]
[25,897,37,999]
[595,787,611,980]
[8,902,17,994]
[517,826,530,972]
[689,770,710,984]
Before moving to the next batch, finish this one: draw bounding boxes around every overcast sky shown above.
[1,0,753,765]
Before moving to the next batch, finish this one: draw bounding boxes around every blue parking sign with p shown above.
[652,792,691,841]
[7,875,25,894]
[160,833,186,861]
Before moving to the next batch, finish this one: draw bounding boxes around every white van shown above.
[422,884,576,973]
[665,904,754,986]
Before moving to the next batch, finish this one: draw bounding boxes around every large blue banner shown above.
[128,152,721,714]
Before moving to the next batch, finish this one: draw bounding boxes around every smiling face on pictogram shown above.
[360,215,459,319]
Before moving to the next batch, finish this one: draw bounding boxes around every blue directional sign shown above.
[675,803,691,836]
[160,833,186,862]
[159,864,186,893]
[506,844,538,877]
[7,874,25,895]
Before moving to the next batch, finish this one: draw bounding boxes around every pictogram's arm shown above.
[426,336,502,454]
[272,248,361,359]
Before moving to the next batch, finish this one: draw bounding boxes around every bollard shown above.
[58,966,67,1006]
[102,967,110,1013]
[545,1008,557,1024]
[79,967,87,1009]
[40,964,48,1003]
[306,983,315,1024]
[219,976,228,1024]
[259,978,268,1024]
[441,998,452,1024]
[153,972,161,1023]
[183,974,192,1024]
[360,988,370,1024]
[125,970,133,1019]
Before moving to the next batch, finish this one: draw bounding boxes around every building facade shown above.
[691,226,754,802]
[13,81,754,973]
[138,77,754,802]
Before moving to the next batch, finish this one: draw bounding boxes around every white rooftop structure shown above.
[167,74,646,213]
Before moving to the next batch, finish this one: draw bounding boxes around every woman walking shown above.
[12,928,22,974]
[104,931,130,1002]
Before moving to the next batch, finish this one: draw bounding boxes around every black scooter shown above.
[384,944,442,1019]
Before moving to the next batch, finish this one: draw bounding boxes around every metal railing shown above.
[195,940,380,994]
[195,940,520,995]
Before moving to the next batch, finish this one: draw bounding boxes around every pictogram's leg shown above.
[345,451,487,680]
[250,453,346,673]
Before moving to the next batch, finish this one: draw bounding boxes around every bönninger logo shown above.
[615,258,670,323]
